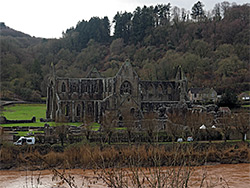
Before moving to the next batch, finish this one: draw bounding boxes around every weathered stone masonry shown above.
[46,61,188,123]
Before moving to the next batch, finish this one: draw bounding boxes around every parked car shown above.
[14,137,35,145]
[187,137,193,142]
[177,138,183,142]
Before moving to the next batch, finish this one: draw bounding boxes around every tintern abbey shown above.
[46,61,188,123]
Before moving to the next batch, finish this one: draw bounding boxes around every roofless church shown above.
[46,61,188,123]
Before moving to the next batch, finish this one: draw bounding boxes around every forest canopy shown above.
[0,1,249,102]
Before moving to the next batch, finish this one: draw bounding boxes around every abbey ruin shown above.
[46,61,189,123]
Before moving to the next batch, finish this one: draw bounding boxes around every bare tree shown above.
[142,112,158,143]
[233,112,250,141]
[216,114,232,142]
[82,114,94,141]
[185,111,201,141]
[185,111,213,141]
[167,111,184,142]
[55,124,68,147]
[122,108,138,144]
[202,113,214,141]
[101,110,117,145]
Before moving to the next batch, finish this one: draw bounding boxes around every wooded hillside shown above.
[0,2,249,102]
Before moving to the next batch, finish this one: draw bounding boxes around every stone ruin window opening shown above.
[81,82,87,93]
[87,102,93,114]
[65,104,69,116]
[158,84,163,97]
[93,81,98,93]
[120,81,132,95]
[167,86,172,95]
[148,84,154,97]
[130,108,135,115]
[73,85,77,92]
[76,104,81,117]
[61,82,66,92]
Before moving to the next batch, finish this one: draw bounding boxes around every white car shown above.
[177,138,183,142]
[187,137,193,142]
[14,137,35,145]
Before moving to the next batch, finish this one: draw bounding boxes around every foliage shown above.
[0,3,249,101]
[191,1,206,21]
[218,89,238,108]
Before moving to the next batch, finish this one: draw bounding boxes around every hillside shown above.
[0,2,249,104]
[0,22,31,38]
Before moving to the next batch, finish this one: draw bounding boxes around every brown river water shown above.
[0,163,249,188]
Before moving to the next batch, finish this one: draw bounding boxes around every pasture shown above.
[1,103,82,127]
[2,104,46,120]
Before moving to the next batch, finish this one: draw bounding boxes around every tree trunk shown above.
[241,133,245,142]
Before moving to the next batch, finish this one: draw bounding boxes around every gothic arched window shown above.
[61,82,66,92]
[158,84,163,94]
[120,81,132,95]
[148,84,154,96]
[65,104,69,116]
[76,104,81,117]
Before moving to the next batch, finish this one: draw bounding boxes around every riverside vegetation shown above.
[1,142,250,170]
[0,142,249,187]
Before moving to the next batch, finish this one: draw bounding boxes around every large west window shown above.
[120,81,132,95]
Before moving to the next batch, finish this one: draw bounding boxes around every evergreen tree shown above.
[191,1,206,21]
[113,11,132,43]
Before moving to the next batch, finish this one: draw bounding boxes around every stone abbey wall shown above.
[46,61,188,123]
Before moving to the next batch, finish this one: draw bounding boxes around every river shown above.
[0,163,249,188]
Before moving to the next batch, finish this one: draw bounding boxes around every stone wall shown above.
[0,116,36,124]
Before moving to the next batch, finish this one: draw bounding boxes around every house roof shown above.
[189,87,217,95]
[189,88,204,94]
[218,107,231,113]
[238,92,250,98]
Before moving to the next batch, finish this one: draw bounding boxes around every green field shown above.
[2,104,46,120]
[1,104,99,136]
[1,104,82,127]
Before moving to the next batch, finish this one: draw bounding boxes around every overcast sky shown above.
[0,0,248,38]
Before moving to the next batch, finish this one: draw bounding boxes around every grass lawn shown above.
[15,131,44,137]
[2,104,46,120]
[1,104,82,127]
[2,122,83,127]
[89,123,100,131]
